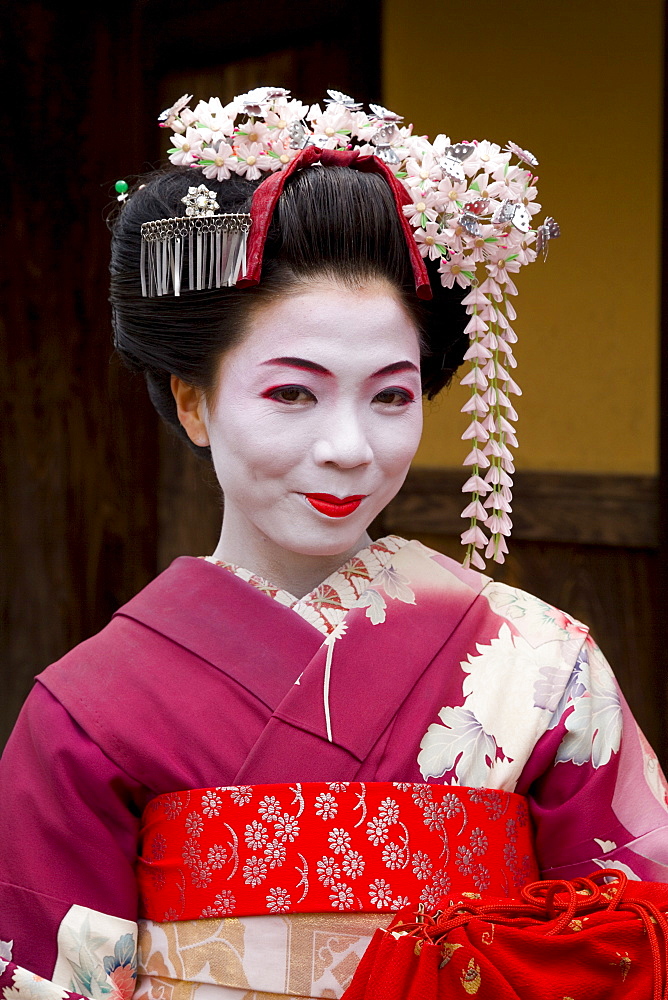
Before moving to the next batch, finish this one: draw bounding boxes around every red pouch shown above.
[342,870,668,1000]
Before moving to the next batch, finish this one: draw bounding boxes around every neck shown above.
[211,518,373,599]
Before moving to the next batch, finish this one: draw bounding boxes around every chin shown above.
[277,522,371,559]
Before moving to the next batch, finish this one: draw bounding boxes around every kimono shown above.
[0,535,666,1000]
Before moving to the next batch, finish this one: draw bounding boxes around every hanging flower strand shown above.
[154,87,560,570]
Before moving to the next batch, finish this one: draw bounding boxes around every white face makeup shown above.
[199,278,423,592]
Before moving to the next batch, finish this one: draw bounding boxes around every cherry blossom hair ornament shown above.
[135,86,559,571]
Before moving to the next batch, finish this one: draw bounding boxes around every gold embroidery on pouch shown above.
[480,923,495,945]
[612,952,632,982]
[439,942,462,968]
[461,957,482,994]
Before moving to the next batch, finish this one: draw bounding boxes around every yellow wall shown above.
[384,0,662,474]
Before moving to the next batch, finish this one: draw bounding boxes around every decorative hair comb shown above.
[140,184,250,296]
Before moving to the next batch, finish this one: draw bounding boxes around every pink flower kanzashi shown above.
[511,232,538,267]
[463,140,510,176]
[265,99,310,128]
[235,120,271,146]
[404,149,443,189]
[262,142,299,173]
[438,253,474,290]
[464,225,498,263]
[192,97,235,135]
[403,188,444,228]
[234,86,286,116]
[308,106,353,148]
[461,524,488,549]
[233,141,270,180]
[200,141,236,182]
[438,175,469,212]
[168,128,204,166]
[158,93,193,128]
[486,257,522,284]
[488,164,530,202]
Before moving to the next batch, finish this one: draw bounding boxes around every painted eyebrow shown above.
[261,357,333,376]
[261,357,420,379]
[371,361,420,378]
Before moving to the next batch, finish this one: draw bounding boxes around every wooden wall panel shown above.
[1,4,159,747]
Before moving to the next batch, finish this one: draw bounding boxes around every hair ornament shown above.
[140,184,250,297]
[145,86,560,570]
[535,216,561,261]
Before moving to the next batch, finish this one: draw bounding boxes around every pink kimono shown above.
[1,536,666,999]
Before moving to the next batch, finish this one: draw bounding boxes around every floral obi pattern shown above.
[137,782,537,921]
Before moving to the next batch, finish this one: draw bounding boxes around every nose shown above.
[311,409,374,468]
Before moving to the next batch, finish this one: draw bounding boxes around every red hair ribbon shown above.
[237,146,433,300]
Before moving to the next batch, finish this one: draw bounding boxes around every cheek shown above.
[376,412,423,470]
[207,410,308,479]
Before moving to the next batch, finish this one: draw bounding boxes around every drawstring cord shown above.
[387,870,668,1000]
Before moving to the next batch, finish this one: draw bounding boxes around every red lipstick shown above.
[305,493,366,518]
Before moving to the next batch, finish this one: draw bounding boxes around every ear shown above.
[170,375,210,447]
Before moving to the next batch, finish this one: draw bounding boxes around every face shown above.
[198,278,423,565]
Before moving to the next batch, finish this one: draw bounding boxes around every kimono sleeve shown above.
[0,682,144,983]
[517,636,668,882]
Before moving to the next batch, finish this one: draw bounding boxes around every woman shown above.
[1,87,666,1000]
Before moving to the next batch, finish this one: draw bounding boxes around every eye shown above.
[263,384,316,405]
[373,387,415,407]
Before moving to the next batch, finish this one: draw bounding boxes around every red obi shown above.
[138,782,538,921]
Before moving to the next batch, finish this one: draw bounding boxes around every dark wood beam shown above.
[380,470,659,549]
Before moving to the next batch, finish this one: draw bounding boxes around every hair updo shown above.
[110,164,468,457]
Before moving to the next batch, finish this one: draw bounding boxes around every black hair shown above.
[110,164,467,457]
